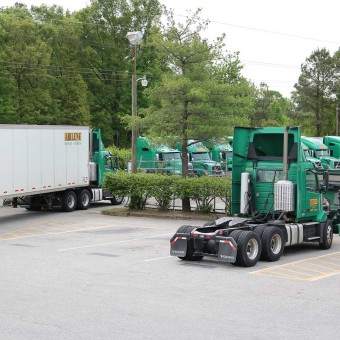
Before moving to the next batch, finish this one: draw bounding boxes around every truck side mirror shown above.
[322,171,329,193]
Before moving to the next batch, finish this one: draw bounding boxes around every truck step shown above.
[307,236,320,241]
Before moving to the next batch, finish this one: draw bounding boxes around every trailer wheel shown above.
[260,226,284,261]
[110,196,124,205]
[176,225,203,261]
[62,191,77,212]
[76,189,91,210]
[319,220,333,249]
[234,231,261,267]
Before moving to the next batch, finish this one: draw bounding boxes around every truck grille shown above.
[335,162,340,169]
[212,165,224,176]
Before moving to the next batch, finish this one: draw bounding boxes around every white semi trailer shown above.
[0,125,123,211]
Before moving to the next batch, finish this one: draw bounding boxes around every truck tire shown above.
[229,230,244,243]
[319,220,333,249]
[234,231,261,267]
[62,191,77,212]
[254,225,267,238]
[176,225,203,261]
[110,196,124,205]
[260,226,284,261]
[76,189,91,210]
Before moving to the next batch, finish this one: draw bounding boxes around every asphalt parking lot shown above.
[0,203,340,340]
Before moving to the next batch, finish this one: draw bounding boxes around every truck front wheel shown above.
[260,226,284,261]
[235,231,261,267]
[76,189,91,210]
[110,196,124,205]
[319,220,333,249]
[62,191,77,212]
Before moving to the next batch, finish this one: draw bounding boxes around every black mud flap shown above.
[170,236,187,257]
[216,237,237,263]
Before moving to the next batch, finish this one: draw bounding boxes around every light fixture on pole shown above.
[126,31,143,173]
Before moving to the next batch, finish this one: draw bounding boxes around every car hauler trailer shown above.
[170,127,339,267]
[0,125,123,212]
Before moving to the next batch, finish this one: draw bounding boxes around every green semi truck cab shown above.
[301,136,340,169]
[177,140,224,177]
[137,137,187,175]
[202,138,233,171]
[301,142,323,169]
[170,127,338,267]
[323,136,340,158]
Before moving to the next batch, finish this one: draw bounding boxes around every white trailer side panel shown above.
[0,125,90,199]
[27,129,42,193]
[42,129,55,190]
[0,129,13,196]
[13,129,28,194]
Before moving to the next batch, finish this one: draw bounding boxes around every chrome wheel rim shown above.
[271,234,282,254]
[247,238,259,260]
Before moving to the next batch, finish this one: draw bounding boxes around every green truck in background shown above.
[323,136,340,158]
[170,126,339,267]
[301,136,340,169]
[301,142,323,169]
[177,140,224,177]
[202,138,233,171]
[137,137,192,175]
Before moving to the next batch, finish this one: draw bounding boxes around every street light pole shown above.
[131,44,138,173]
[336,106,340,136]
[126,31,143,173]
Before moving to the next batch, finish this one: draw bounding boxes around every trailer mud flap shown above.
[170,236,187,257]
[217,237,237,263]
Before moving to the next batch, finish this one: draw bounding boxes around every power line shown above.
[174,13,340,45]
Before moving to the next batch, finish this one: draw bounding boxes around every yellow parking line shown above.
[279,267,315,277]
[250,252,340,281]
[290,264,329,275]
[0,224,113,241]
[314,258,340,268]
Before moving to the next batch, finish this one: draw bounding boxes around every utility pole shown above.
[337,106,340,136]
[131,44,138,173]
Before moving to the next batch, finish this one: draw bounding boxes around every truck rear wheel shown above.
[177,225,203,261]
[260,226,284,261]
[234,231,261,267]
[319,220,333,249]
[76,189,91,210]
[62,191,77,212]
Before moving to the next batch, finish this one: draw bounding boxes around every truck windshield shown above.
[104,155,113,170]
[256,170,283,183]
[163,152,181,161]
[315,150,330,157]
[192,152,210,161]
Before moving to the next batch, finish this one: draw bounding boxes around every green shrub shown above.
[104,172,232,213]
[148,175,179,211]
[174,176,231,213]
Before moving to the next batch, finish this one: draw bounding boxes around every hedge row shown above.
[103,173,232,213]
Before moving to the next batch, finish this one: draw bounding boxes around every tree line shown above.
[0,1,339,147]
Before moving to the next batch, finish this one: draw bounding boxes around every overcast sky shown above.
[2,0,339,98]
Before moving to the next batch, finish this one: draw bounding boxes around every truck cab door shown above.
[302,169,321,219]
